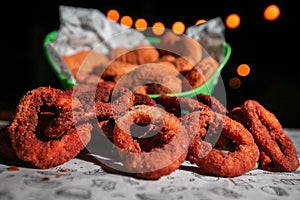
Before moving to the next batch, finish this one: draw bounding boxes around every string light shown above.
[237,64,250,77]
[264,4,280,21]
[106,9,119,22]
[120,15,133,28]
[135,18,148,31]
[172,21,185,35]
[152,22,165,35]
[195,19,206,26]
[226,14,240,29]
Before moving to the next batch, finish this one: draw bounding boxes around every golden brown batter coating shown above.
[108,43,159,65]
[173,56,196,73]
[173,36,203,64]
[116,63,182,95]
[6,86,93,169]
[183,110,260,178]
[113,105,191,179]
[99,60,138,82]
[229,100,299,172]
[157,31,181,56]
[62,50,109,84]
[182,56,219,90]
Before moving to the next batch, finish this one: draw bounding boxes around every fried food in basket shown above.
[108,43,159,65]
[60,30,221,95]
[182,56,219,90]
[116,63,182,94]
[62,50,109,84]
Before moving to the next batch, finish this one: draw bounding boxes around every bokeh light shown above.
[229,77,241,89]
[172,21,185,34]
[226,14,240,29]
[237,64,250,77]
[106,9,120,22]
[264,4,280,21]
[120,15,133,28]
[195,19,206,26]
[135,18,148,31]
[152,22,165,35]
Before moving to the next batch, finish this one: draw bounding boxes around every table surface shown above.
[0,121,299,200]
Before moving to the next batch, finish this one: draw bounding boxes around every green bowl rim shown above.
[43,30,232,97]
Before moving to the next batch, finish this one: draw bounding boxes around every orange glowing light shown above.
[120,16,133,28]
[237,64,250,77]
[195,19,206,26]
[226,14,240,29]
[135,18,148,31]
[229,77,241,89]
[264,4,280,21]
[172,21,185,35]
[152,22,165,35]
[106,9,120,22]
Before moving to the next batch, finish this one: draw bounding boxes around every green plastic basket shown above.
[43,30,231,98]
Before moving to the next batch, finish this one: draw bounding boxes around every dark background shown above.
[0,0,299,128]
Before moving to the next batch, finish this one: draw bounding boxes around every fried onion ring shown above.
[183,109,260,178]
[7,86,92,169]
[113,105,192,179]
[229,100,299,172]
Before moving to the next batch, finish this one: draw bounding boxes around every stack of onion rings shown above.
[2,81,299,179]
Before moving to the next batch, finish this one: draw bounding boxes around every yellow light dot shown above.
[264,4,280,21]
[106,9,119,22]
[120,16,133,28]
[172,21,185,35]
[195,19,206,26]
[229,77,241,89]
[226,14,240,29]
[152,22,165,36]
[237,64,250,77]
[135,18,148,31]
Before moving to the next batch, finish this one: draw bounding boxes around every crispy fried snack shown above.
[113,105,192,179]
[98,60,137,82]
[109,44,159,65]
[133,93,156,106]
[158,32,202,64]
[183,110,260,178]
[157,31,181,56]
[116,63,182,95]
[182,56,219,90]
[108,46,129,62]
[154,95,203,117]
[229,100,299,172]
[62,50,109,84]
[173,36,203,64]
[6,86,92,169]
[66,81,116,122]
[196,93,228,115]
[173,56,196,74]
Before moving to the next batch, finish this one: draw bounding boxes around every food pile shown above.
[61,31,220,95]
[0,82,299,180]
